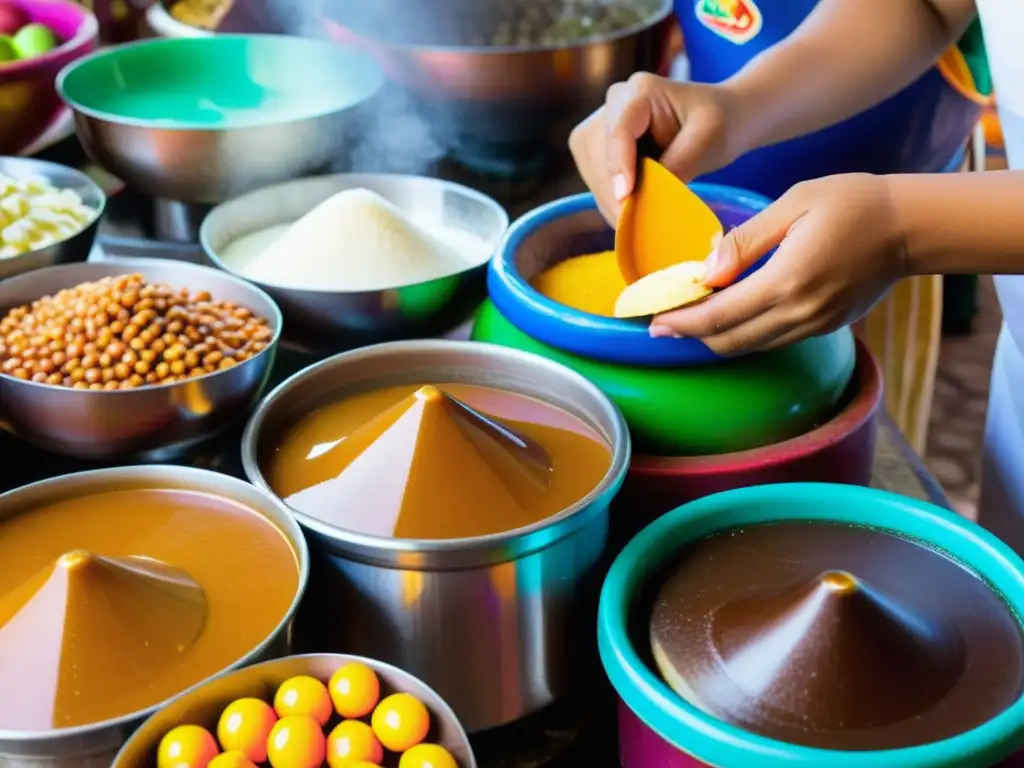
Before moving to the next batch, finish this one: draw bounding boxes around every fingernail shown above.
[704,245,720,275]
[612,174,628,202]
[649,323,681,339]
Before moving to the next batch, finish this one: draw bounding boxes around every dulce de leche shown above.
[0,488,299,731]
[265,383,612,540]
[649,522,1024,750]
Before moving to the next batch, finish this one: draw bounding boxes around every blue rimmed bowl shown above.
[599,484,1024,768]
[487,184,772,368]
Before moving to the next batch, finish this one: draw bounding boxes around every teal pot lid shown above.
[599,483,1024,768]
[472,300,855,456]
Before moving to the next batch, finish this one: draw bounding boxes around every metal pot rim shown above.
[241,339,631,565]
[0,464,309,746]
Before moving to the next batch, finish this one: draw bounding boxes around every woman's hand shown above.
[568,73,746,225]
[649,174,908,355]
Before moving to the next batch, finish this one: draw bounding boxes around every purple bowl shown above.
[0,0,98,155]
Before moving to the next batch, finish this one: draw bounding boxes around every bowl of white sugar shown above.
[199,173,509,353]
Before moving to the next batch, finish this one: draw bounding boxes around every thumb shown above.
[703,196,806,288]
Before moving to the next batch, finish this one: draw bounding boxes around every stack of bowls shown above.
[599,484,1024,768]
[476,186,882,540]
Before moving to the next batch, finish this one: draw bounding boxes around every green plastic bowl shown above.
[471,300,856,456]
[600,484,1024,768]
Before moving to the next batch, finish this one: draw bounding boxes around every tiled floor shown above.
[925,277,1001,518]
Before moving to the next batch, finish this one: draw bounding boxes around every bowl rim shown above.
[0,256,283,394]
[0,464,311,745]
[320,0,673,55]
[0,0,98,78]
[55,33,386,132]
[598,483,1024,767]
[489,187,773,368]
[112,652,478,768]
[240,339,632,564]
[627,338,881,470]
[199,171,511,294]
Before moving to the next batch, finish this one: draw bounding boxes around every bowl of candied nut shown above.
[0,156,105,281]
[0,257,281,460]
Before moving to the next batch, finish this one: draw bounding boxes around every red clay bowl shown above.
[0,0,98,155]
[609,339,882,546]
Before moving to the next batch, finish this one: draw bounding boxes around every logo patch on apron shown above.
[695,0,763,45]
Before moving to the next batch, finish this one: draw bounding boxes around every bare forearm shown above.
[890,171,1024,276]
[722,0,976,152]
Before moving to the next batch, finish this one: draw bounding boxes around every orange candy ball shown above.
[274,676,334,726]
[157,725,221,768]
[399,744,459,768]
[329,662,381,718]
[208,752,259,768]
[326,719,385,767]
[266,715,327,768]
[217,697,278,762]
[349,764,383,768]
[371,693,430,753]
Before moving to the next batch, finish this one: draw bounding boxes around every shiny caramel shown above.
[266,383,612,540]
[650,522,1024,750]
[0,489,299,730]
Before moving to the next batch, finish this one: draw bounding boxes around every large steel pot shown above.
[241,340,631,732]
[0,465,309,768]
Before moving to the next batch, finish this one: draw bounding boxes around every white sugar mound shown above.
[241,188,473,291]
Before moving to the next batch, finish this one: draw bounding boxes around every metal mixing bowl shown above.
[113,653,478,768]
[56,35,386,203]
[241,340,631,732]
[0,258,282,461]
[200,173,509,353]
[0,157,105,282]
[323,0,675,171]
[0,465,309,768]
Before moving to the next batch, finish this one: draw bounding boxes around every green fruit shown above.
[12,22,57,59]
[0,35,16,64]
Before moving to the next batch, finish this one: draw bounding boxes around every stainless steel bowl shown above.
[113,653,478,768]
[241,340,631,732]
[0,465,310,768]
[200,173,509,354]
[323,0,674,170]
[0,258,282,461]
[0,157,105,282]
[56,36,386,203]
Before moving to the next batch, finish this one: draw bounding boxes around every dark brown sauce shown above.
[649,522,1024,750]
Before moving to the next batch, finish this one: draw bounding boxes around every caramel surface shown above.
[266,383,612,539]
[649,522,1024,750]
[0,489,299,730]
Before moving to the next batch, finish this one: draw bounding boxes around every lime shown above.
[13,23,57,59]
[0,34,17,63]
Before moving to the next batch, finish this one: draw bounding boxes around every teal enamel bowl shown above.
[599,484,1024,768]
[57,35,385,202]
[472,300,855,456]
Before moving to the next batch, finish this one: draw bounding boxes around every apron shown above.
[975,0,1024,550]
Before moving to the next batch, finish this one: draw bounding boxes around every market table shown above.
[2,139,951,767]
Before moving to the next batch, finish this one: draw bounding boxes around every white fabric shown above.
[974,0,1024,549]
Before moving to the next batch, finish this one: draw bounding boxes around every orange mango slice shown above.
[616,158,723,283]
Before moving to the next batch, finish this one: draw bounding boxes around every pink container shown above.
[610,340,881,546]
[0,0,98,155]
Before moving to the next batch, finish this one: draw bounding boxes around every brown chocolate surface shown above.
[649,522,1024,750]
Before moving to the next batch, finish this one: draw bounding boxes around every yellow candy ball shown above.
[217,698,277,762]
[399,744,459,768]
[266,715,327,768]
[274,675,334,726]
[371,693,430,753]
[208,752,259,768]
[329,661,381,718]
[157,725,220,768]
[326,719,384,767]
